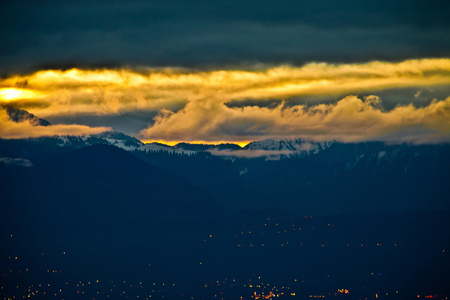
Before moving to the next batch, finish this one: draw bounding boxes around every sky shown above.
[0,0,449,144]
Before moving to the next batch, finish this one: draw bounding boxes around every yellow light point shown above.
[0,88,44,101]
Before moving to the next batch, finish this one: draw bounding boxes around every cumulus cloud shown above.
[140,95,450,144]
[0,108,110,139]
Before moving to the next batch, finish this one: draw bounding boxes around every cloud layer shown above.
[0,59,449,143]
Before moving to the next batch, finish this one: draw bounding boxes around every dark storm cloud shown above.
[1,0,449,74]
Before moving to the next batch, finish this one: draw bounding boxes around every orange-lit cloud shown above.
[140,95,450,144]
[0,108,110,139]
[0,59,449,142]
[1,59,449,117]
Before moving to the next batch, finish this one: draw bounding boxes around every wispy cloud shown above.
[0,108,109,139]
[208,149,300,159]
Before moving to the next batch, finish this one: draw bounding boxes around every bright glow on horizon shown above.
[143,140,251,148]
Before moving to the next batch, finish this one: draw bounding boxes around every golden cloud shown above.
[139,95,450,144]
[0,58,449,142]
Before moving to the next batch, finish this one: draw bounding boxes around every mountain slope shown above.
[2,105,51,126]
[1,144,222,226]
[3,135,449,216]
[236,142,450,214]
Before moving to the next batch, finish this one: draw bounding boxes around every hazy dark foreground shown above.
[1,211,449,299]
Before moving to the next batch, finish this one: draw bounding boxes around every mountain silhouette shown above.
[2,144,222,226]
[2,105,51,126]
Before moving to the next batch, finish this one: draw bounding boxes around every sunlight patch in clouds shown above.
[0,88,45,101]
